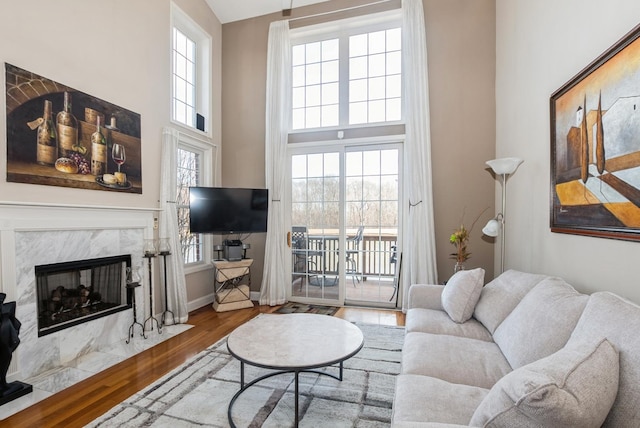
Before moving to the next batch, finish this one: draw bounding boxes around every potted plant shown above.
[449,207,488,273]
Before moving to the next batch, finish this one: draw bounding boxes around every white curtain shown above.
[401,0,438,311]
[259,20,292,306]
[159,127,189,323]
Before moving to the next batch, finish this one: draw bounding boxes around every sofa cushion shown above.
[473,270,547,333]
[567,292,640,427]
[441,268,485,323]
[402,332,512,389]
[492,277,588,369]
[393,374,488,426]
[469,338,619,428]
[406,308,493,342]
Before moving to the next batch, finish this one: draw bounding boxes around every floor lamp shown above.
[482,157,524,274]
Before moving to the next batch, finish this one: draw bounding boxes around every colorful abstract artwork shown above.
[551,23,640,241]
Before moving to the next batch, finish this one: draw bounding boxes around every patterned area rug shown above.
[87,320,404,427]
[275,301,340,316]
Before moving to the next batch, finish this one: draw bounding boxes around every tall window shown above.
[171,3,211,133]
[174,132,215,268]
[291,11,402,130]
[177,147,202,264]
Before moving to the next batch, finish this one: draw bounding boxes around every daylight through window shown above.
[177,148,202,264]
[291,14,402,131]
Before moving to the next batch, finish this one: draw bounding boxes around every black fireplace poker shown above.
[143,253,162,335]
[160,250,176,327]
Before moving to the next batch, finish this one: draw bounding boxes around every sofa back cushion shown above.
[492,277,588,369]
[474,270,547,333]
[567,292,640,427]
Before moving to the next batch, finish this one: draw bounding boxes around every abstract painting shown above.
[551,23,640,241]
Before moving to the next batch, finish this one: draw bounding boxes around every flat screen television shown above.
[188,187,268,234]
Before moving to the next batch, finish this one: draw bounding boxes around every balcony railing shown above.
[305,234,397,278]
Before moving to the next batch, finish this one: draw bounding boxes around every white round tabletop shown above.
[227,313,364,370]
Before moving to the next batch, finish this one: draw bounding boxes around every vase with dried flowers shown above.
[449,207,489,273]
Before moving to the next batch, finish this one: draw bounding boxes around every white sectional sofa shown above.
[392,269,640,427]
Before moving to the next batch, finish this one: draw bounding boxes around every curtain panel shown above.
[259,21,292,306]
[160,127,189,323]
[401,0,438,311]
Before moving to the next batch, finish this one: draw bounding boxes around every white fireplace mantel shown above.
[0,201,158,381]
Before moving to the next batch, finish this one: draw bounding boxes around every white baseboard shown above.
[188,293,216,312]
[188,291,260,312]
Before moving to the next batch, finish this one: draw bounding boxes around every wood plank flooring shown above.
[3,304,405,428]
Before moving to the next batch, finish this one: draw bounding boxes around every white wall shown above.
[496,0,640,303]
[0,1,222,306]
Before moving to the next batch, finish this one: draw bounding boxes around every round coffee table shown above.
[226,313,364,427]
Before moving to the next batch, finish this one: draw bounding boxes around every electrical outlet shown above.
[153,218,158,229]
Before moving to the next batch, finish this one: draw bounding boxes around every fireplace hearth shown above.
[35,255,131,337]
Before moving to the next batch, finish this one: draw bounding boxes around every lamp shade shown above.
[482,219,501,237]
[486,157,524,175]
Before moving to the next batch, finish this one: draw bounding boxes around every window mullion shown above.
[339,36,350,127]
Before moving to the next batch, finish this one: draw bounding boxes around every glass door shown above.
[289,146,400,307]
[291,152,342,305]
[344,147,400,306]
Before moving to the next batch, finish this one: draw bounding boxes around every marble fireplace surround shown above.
[0,203,156,382]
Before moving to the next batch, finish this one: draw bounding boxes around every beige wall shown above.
[496,0,640,303]
[0,0,222,308]
[221,0,497,290]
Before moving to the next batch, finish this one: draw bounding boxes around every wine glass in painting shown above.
[112,143,126,172]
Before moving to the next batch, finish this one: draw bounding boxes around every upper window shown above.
[173,28,197,128]
[171,3,211,133]
[291,11,402,131]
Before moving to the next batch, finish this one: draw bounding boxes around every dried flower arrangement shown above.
[449,207,489,264]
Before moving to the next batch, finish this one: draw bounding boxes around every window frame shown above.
[171,2,212,137]
[289,9,403,134]
[176,132,216,274]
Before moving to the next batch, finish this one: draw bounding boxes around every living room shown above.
[2,0,640,426]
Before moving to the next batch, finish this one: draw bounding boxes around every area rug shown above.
[275,301,339,316]
[86,320,404,427]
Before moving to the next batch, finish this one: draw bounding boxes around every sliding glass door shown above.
[289,145,400,307]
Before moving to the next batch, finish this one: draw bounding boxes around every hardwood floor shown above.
[3,304,405,428]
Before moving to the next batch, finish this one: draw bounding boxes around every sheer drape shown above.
[401,0,438,311]
[160,127,189,323]
[259,21,292,306]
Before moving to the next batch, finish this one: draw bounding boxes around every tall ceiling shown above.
[205,0,330,24]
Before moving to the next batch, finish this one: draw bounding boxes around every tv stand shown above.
[212,259,253,312]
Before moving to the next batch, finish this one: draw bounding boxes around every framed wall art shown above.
[5,63,142,193]
[550,23,640,241]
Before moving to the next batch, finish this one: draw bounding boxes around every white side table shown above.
[212,259,254,312]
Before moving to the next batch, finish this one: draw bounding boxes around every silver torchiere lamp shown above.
[482,157,524,274]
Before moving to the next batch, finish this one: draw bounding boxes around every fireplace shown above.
[35,254,131,337]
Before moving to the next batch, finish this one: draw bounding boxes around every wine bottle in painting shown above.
[37,100,57,165]
[91,115,107,176]
[56,91,78,158]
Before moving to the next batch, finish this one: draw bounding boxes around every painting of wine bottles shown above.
[550,23,640,242]
[5,63,142,193]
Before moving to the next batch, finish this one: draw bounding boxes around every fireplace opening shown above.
[35,254,131,337]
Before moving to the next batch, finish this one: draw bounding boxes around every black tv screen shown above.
[188,187,269,234]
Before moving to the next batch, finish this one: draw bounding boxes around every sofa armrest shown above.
[408,284,445,311]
